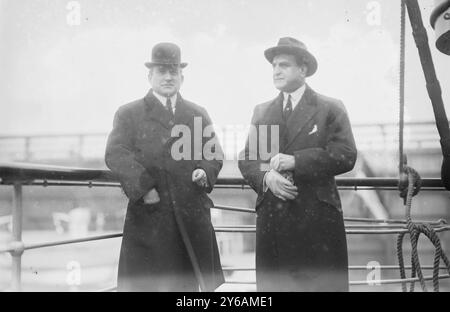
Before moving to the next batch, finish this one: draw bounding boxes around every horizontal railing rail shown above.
[223,274,450,286]
[99,274,450,291]
[213,226,450,234]
[0,232,124,254]
[2,180,447,191]
[0,162,445,189]
[99,270,450,291]
[223,265,450,271]
[2,224,449,254]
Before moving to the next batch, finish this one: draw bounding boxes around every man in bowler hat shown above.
[105,42,224,291]
[239,37,357,291]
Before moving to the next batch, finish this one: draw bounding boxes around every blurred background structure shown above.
[1,122,449,291]
[1,0,450,291]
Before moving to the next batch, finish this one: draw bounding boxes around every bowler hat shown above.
[144,42,188,69]
[264,37,317,76]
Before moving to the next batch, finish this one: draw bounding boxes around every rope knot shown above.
[398,166,422,203]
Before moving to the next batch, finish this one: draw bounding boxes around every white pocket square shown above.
[308,124,318,135]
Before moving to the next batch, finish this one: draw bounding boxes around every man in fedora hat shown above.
[239,37,357,291]
[105,42,224,291]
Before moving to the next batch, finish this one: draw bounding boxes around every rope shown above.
[396,167,450,291]
[399,0,406,175]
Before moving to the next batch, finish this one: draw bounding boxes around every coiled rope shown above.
[396,167,450,291]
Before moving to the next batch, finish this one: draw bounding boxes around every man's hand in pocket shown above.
[143,188,160,205]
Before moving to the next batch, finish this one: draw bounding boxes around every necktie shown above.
[284,94,292,121]
[166,97,174,119]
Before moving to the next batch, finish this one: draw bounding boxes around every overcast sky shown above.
[0,0,449,135]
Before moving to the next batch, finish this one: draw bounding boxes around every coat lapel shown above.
[261,93,284,126]
[161,93,197,150]
[143,90,173,129]
[173,94,196,127]
[284,86,319,151]
[257,93,289,153]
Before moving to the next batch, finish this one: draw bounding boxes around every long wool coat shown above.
[238,85,357,291]
[105,90,224,291]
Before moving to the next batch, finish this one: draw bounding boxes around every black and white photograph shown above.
[0,0,450,296]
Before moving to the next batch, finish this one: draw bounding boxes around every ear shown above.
[299,64,308,77]
[147,69,153,83]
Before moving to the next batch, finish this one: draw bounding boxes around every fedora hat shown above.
[144,42,188,69]
[264,37,317,77]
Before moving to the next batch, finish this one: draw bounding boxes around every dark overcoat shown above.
[238,85,357,291]
[105,90,224,291]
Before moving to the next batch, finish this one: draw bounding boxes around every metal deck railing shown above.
[0,162,449,291]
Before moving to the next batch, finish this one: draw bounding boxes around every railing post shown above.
[11,182,24,291]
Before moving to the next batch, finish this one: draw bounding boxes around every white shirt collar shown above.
[152,90,177,111]
[283,84,306,110]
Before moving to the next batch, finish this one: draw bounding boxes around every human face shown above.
[272,54,307,92]
[148,65,184,97]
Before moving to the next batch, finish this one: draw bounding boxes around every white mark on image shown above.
[366,260,381,286]
[66,1,81,26]
[66,260,81,286]
[366,1,381,26]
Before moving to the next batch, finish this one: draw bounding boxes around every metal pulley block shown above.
[430,0,450,55]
